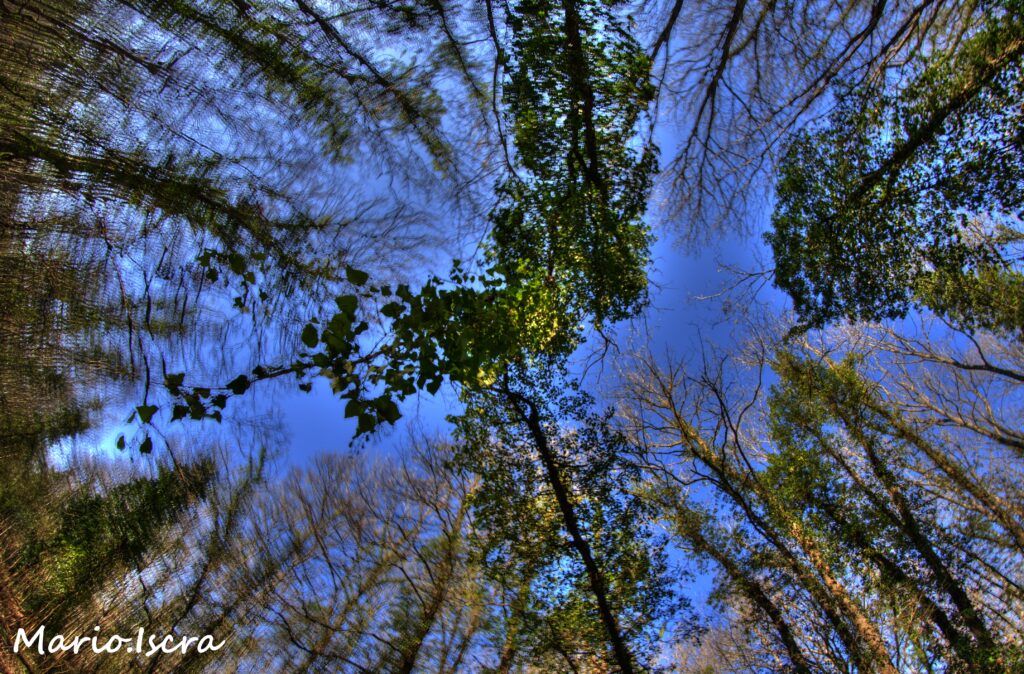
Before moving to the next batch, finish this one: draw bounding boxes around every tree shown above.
[2,0,495,454]
[767,2,1024,331]
[1,4,670,670]
[161,0,662,441]
[456,368,680,673]
[212,441,489,673]
[621,322,1024,672]
[645,0,990,239]
[0,456,216,672]
[490,0,657,326]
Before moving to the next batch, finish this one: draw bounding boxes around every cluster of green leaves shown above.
[308,0,659,426]
[768,2,1024,332]
[492,0,657,326]
[158,253,601,441]
[152,263,489,438]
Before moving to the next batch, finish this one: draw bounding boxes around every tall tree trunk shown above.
[504,388,636,674]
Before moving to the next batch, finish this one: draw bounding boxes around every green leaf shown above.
[344,399,361,418]
[171,405,189,421]
[376,397,400,424]
[381,301,404,318]
[116,435,126,450]
[328,311,354,335]
[139,437,153,454]
[335,294,358,316]
[302,323,319,348]
[356,413,375,435]
[136,404,158,424]
[346,266,369,286]
[164,372,185,392]
[227,375,250,395]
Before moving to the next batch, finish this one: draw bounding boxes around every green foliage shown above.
[492,0,657,326]
[915,264,1024,336]
[767,4,1024,332]
[4,458,214,637]
[455,371,679,671]
[762,352,1019,671]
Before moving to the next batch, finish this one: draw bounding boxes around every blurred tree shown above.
[209,441,494,673]
[171,0,662,438]
[0,455,216,672]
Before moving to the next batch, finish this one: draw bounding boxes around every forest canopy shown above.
[1,0,1022,672]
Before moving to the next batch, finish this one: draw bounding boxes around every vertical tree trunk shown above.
[504,389,636,674]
